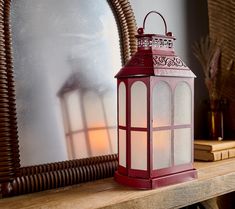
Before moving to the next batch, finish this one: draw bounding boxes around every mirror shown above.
[11,0,121,166]
[0,0,137,197]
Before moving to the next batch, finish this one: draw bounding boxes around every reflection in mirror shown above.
[11,0,121,166]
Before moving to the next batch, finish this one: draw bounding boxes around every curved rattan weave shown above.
[0,0,15,188]
[3,0,20,178]
[19,154,118,177]
[108,0,137,64]
[13,154,118,196]
[0,0,136,197]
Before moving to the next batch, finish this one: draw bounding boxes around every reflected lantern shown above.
[114,11,197,189]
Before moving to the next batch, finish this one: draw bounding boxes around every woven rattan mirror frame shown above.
[0,0,137,198]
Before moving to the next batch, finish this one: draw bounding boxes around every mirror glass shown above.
[11,0,121,166]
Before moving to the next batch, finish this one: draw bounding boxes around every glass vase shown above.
[207,99,226,140]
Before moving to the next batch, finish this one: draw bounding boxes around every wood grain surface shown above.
[0,159,235,209]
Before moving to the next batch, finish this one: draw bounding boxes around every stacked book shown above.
[194,140,235,161]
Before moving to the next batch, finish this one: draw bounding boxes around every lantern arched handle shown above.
[139,11,169,36]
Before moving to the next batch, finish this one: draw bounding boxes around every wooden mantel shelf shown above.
[1,159,235,209]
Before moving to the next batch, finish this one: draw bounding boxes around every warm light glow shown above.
[84,91,107,128]
[153,130,171,169]
[88,129,110,156]
[62,89,117,160]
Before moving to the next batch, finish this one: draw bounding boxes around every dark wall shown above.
[185,0,209,138]
[207,0,235,138]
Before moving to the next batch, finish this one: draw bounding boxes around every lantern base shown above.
[114,169,197,189]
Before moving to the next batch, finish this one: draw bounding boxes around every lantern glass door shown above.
[152,80,172,170]
[174,81,192,165]
[130,81,148,170]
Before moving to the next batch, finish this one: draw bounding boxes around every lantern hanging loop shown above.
[138,11,169,36]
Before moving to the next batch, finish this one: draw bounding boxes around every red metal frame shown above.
[115,11,197,189]
[115,168,197,189]
[116,76,197,189]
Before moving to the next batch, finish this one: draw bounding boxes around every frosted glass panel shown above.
[119,82,126,126]
[131,131,147,170]
[131,81,147,127]
[153,81,171,127]
[174,82,191,125]
[153,130,171,169]
[119,129,126,167]
[174,128,192,165]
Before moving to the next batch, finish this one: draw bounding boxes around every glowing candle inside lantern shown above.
[153,130,171,170]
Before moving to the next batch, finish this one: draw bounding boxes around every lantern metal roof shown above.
[115,12,196,79]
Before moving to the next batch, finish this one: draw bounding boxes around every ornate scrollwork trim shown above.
[153,55,188,69]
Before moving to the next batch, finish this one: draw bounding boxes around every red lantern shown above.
[114,11,197,189]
